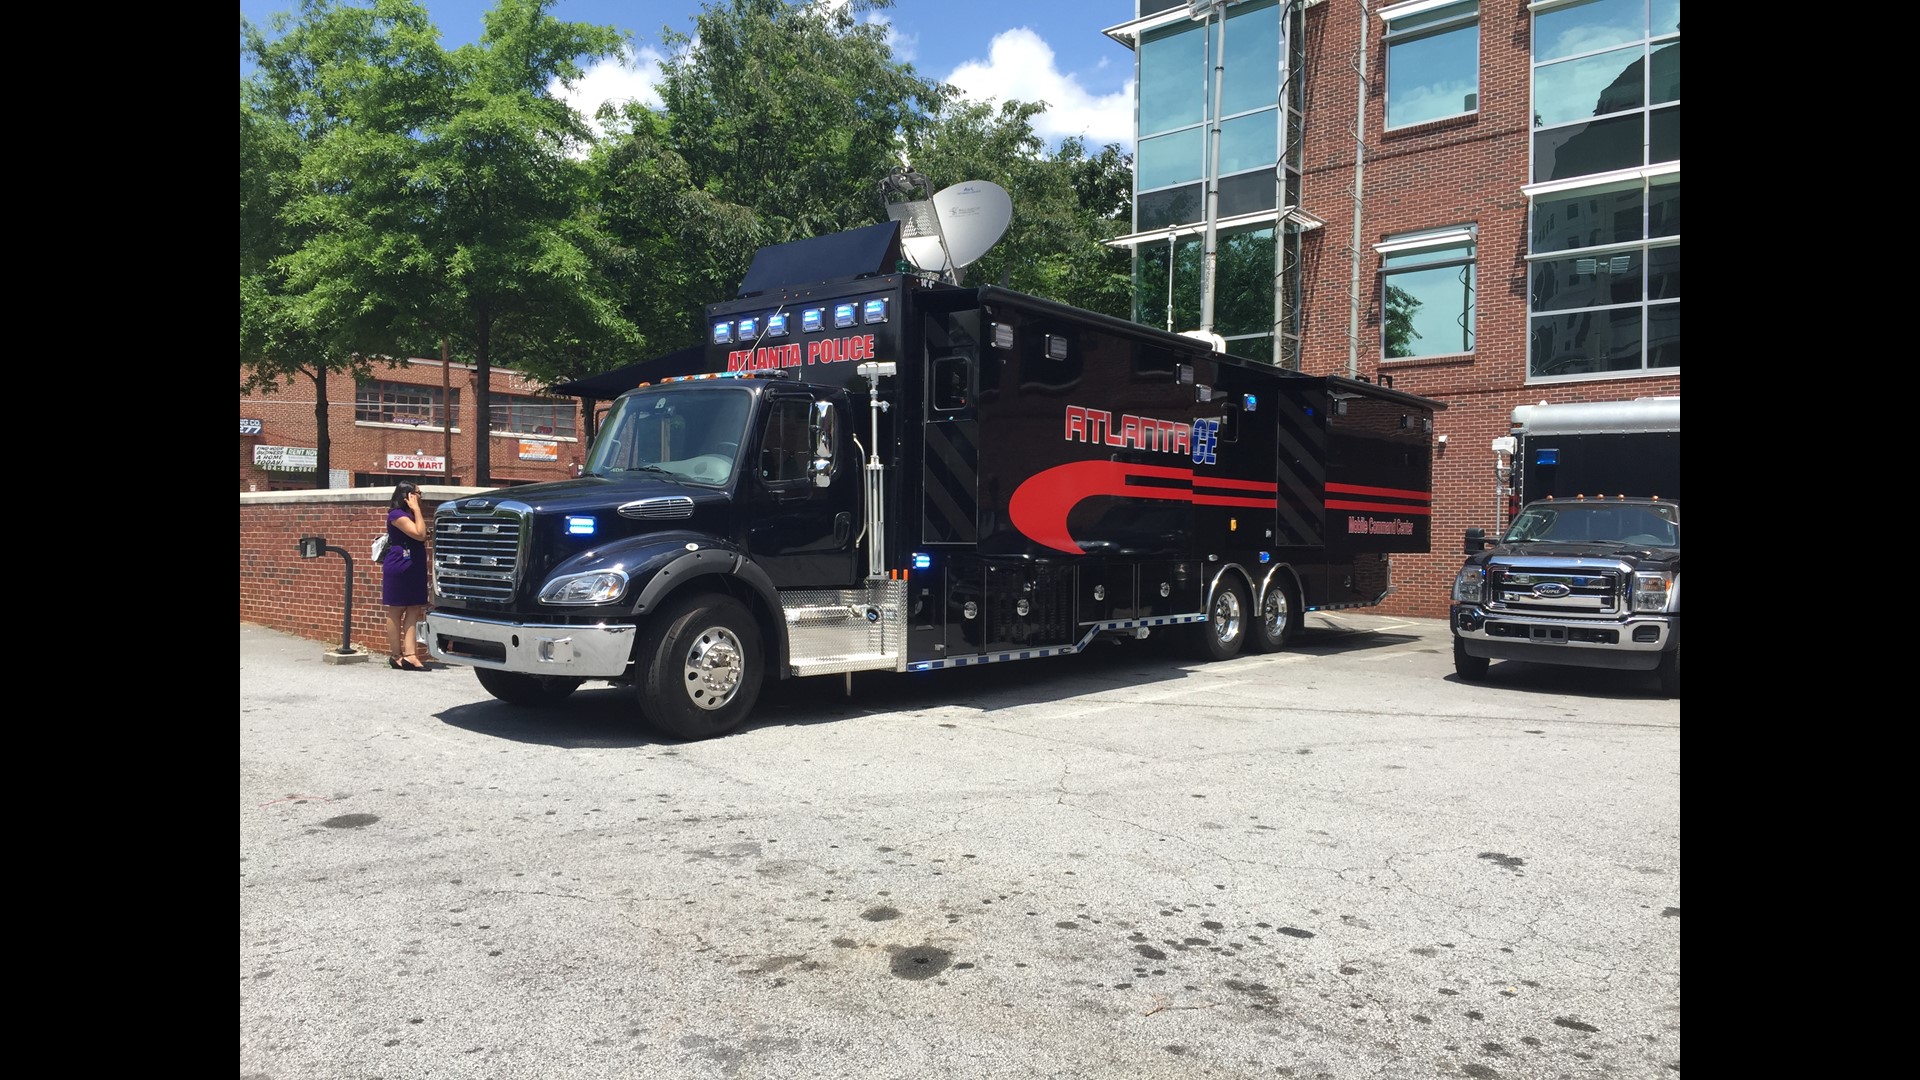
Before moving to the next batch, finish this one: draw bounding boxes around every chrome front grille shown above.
[1488,564,1622,615]
[434,509,526,602]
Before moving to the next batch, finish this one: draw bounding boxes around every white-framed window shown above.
[1525,167,1678,380]
[489,393,578,439]
[354,380,459,429]
[1383,0,1480,130]
[1530,0,1679,183]
[1376,226,1476,360]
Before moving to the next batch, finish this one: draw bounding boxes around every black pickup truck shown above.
[1449,495,1679,697]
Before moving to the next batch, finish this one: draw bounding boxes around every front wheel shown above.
[1246,578,1302,653]
[1452,635,1490,681]
[1185,577,1250,662]
[475,667,585,705]
[635,593,763,741]
[1656,647,1680,698]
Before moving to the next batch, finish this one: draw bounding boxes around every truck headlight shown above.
[1631,570,1675,613]
[540,569,630,605]
[1452,566,1485,604]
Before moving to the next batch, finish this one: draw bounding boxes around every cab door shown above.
[744,391,860,589]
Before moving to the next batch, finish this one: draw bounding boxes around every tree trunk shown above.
[473,309,492,486]
[312,364,333,489]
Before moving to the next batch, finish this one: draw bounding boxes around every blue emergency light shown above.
[863,298,888,323]
[1534,448,1560,466]
[711,321,732,344]
[566,516,596,536]
[1244,394,1258,411]
[738,317,758,339]
[802,309,824,333]
[767,312,789,337]
[834,303,857,328]
[912,552,932,570]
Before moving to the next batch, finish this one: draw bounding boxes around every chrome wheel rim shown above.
[1211,588,1243,644]
[682,625,746,711]
[1261,588,1290,641]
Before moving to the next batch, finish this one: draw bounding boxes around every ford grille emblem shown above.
[1532,582,1571,598]
[463,499,493,510]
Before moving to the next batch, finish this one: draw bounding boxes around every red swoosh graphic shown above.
[1009,461,1198,554]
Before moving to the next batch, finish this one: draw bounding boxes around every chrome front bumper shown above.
[424,610,637,678]
[1452,610,1675,672]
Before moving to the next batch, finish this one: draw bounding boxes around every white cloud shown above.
[943,28,1134,152]
[558,44,668,138]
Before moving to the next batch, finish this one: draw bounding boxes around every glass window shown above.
[1385,1,1479,129]
[489,393,578,438]
[1214,225,1277,338]
[1137,127,1205,192]
[1137,183,1204,231]
[758,397,813,484]
[1527,174,1679,381]
[1531,0,1678,183]
[354,380,459,429]
[1381,232,1475,360]
[1220,0,1281,117]
[1218,111,1278,175]
[1139,20,1207,136]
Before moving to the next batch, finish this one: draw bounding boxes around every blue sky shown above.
[240,0,1140,151]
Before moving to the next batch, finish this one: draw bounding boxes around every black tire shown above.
[1453,635,1490,681]
[635,593,763,741]
[1247,577,1302,653]
[1656,647,1680,698]
[475,667,585,705]
[1185,576,1251,662]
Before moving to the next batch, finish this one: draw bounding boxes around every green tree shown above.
[655,0,947,244]
[902,98,1133,317]
[240,0,444,487]
[405,0,633,484]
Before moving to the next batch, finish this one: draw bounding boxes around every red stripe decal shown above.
[1009,461,1196,554]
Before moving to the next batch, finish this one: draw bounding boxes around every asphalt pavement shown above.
[240,612,1680,1080]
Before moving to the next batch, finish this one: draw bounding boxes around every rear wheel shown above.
[1247,578,1301,653]
[1656,647,1680,698]
[1185,577,1250,662]
[475,667,585,705]
[636,593,763,741]
[1452,636,1490,681]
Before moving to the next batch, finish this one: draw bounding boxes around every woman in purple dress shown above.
[382,481,432,670]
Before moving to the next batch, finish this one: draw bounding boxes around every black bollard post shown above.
[298,536,360,658]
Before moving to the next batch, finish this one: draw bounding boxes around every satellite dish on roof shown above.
[885,175,1011,285]
[931,180,1011,272]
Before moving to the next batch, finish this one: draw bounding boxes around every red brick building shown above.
[239,358,589,493]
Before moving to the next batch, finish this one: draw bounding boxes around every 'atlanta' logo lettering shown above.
[1063,406,1219,464]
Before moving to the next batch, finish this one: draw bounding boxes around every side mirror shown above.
[1463,527,1488,554]
[807,400,837,488]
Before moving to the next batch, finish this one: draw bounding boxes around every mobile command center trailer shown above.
[425,222,1443,739]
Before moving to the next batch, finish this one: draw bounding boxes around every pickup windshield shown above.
[584,387,752,486]
[1503,503,1679,547]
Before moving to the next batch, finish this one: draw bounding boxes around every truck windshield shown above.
[1504,503,1679,547]
[584,387,752,485]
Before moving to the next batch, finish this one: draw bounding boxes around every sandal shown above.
[401,658,430,671]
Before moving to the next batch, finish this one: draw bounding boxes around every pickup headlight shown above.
[540,569,630,605]
[1631,570,1676,613]
[1452,565,1485,604]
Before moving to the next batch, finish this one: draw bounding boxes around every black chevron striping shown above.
[922,421,978,542]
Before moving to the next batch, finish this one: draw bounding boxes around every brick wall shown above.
[1296,2,1679,620]
[240,486,485,654]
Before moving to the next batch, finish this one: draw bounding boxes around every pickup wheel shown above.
[1186,577,1250,662]
[1452,635,1490,681]
[1247,578,1301,653]
[475,667,585,705]
[1656,647,1680,698]
[635,593,763,741]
